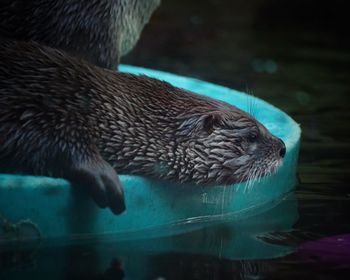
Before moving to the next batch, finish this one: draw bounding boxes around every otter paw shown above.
[67,164,126,215]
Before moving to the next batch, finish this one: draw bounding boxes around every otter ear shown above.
[178,113,223,136]
[202,113,223,134]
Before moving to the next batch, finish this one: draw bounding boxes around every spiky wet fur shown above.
[0,40,285,213]
[0,0,160,69]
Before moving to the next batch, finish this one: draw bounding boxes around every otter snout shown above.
[278,139,286,158]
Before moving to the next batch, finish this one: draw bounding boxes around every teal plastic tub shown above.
[0,65,301,246]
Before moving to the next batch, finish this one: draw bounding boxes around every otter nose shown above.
[279,140,286,158]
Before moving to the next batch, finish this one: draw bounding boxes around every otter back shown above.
[0,0,160,69]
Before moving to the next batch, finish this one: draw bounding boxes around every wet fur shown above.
[0,40,285,214]
[0,0,160,69]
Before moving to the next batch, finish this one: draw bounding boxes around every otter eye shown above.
[247,132,258,142]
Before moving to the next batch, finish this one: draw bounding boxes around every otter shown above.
[0,0,160,69]
[0,39,286,215]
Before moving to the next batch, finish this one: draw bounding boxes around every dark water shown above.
[1,0,350,279]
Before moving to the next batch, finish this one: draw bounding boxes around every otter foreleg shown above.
[64,155,126,215]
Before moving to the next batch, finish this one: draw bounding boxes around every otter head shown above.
[153,95,287,186]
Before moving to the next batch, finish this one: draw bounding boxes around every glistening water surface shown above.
[1,0,349,279]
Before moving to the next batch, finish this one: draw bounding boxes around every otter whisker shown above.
[252,95,259,119]
[248,167,259,192]
[221,184,226,215]
[245,86,252,116]
[246,164,263,193]
[241,166,253,193]
[245,86,258,118]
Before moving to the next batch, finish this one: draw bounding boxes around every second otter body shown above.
[0,39,286,214]
[0,0,160,69]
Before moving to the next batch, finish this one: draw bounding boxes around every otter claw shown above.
[100,172,126,215]
[66,164,126,215]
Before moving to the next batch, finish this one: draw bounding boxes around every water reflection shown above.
[1,193,298,280]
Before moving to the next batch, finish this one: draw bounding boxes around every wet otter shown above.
[0,39,286,214]
[0,0,160,69]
